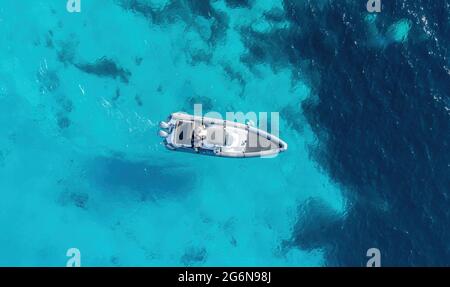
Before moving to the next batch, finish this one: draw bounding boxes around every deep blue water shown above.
[287,0,450,266]
[0,0,449,266]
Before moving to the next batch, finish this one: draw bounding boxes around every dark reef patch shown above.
[135,56,143,66]
[118,0,228,46]
[181,247,207,266]
[112,88,121,102]
[230,236,237,247]
[134,95,143,107]
[263,7,285,23]
[37,70,59,93]
[56,96,73,113]
[110,256,120,266]
[185,95,214,112]
[185,0,230,44]
[119,0,165,21]
[57,38,78,66]
[58,191,89,209]
[53,95,73,130]
[45,30,54,48]
[223,65,245,87]
[223,65,246,97]
[74,57,132,83]
[239,25,293,69]
[188,50,213,65]
[57,114,71,129]
[88,156,195,200]
[225,0,251,9]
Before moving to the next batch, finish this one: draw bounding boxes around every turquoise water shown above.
[0,1,347,266]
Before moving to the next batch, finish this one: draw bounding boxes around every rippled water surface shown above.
[0,0,448,266]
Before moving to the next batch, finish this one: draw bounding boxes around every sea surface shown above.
[0,0,448,266]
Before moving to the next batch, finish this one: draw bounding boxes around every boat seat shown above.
[206,126,225,146]
[173,120,194,146]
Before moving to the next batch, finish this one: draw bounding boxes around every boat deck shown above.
[245,132,279,153]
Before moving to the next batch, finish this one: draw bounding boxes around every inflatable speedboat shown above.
[158,112,288,158]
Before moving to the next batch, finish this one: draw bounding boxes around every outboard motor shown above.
[159,121,170,129]
[158,130,169,138]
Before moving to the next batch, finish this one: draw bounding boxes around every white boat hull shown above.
[159,112,288,158]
